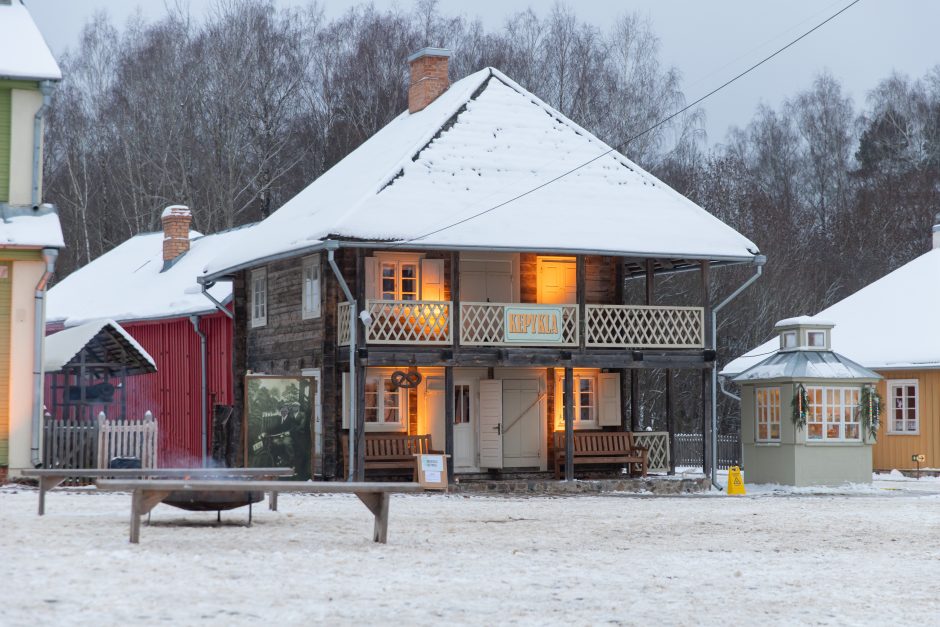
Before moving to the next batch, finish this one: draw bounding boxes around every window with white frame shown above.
[555,372,597,429]
[888,380,918,434]
[781,331,797,349]
[807,330,826,348]
[250,268,267,327]
[301,256,321,319]
[380,260,419,301]
[755,387,781,442]
[806,386,861,441]
[364,374,407,430]
[454,384,471,424]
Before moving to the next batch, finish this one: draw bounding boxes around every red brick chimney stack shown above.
[408,47,451,113]
[161,205,192,265]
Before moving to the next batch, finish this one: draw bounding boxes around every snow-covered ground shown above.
[4,478,940,626]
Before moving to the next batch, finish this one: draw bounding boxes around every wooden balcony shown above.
[338,301,704,350]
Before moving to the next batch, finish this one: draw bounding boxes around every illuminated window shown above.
[806,386,860,441]
[556,372,597,429]
[364,375,406,430]
[755,387,781,442]
[381,261,418,301]
[887,380,918,434]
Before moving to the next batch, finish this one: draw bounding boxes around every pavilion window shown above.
[806,386,860,442]
[755,387,781,442]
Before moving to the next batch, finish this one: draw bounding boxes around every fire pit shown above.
[162,490,265,512]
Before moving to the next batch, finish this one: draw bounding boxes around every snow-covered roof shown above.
[724,249,940,375]
[0,1,61,81]
[732,350,880,383]
[45,319,157,375]
[0,207,64,248]
[47,225,253,326]
[202,68,759,280]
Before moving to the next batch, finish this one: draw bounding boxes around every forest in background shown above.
[43,0,940,431]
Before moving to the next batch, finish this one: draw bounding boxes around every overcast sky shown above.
[25,0,940,144]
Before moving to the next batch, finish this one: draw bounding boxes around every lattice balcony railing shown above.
[585,305,704,349]
[460,302,578,347]
[632,431,670,473]
[364,299,452,345]
[338,301,351,346]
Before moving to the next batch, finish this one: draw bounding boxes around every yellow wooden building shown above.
[725,215,940,472]
[0,0,63,479]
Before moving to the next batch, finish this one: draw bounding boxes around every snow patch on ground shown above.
[3,485,940,625]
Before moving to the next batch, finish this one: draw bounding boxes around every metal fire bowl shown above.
[163,490,265,512]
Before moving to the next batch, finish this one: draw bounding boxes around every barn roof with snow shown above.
[44,319,157,375]
[724,246,940,375]
[47,224,253,327]
[0,1,61,81]
[201,66,760,281]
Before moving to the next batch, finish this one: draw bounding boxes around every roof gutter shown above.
[32,247,58,467]
[709,254,765,490]
[32,80,56,208]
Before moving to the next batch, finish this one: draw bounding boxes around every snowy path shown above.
[3,485,940,625]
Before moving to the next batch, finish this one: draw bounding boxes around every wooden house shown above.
[46,207,250,466]
[724,215,940,472]
[0,0,62,479]
[199,48,764,481]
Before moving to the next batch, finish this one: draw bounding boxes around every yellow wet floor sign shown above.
[727,466,746,495]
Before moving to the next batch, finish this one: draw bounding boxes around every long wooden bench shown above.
[96,479,423,544]
[341,433,437,480]
[553,431,648,479]
[20,467,294,515]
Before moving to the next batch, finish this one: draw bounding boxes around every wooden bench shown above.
[341,433,437,480]
[20,467,294,515]
[96,479,423,544]
[553,431,648,479]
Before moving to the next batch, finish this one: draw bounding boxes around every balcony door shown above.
[537,257,576,304]
[460,255,514,303]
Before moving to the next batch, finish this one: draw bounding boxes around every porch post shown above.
[451,252,460,349]
[700,260,712,476]
[645,259,655,306]
[630,370,639,431]
[666,369,675,475]
[444,365,454,483]
[354,249,367,481]
[576,255,586,349]
[563,366,574,481]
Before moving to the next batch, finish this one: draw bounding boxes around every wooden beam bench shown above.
[342,433,437,480]
[20,468,294,515]
[96,479,423,544]
[553,431,649,480]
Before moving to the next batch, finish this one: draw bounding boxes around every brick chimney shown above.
[161,204,192,267]
[933,212,940,250]
[407,47,451,113]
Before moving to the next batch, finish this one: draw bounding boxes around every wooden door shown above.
[537,257,576,304]
[479,379,503,469]
[501,379,543,468]
[461,259,512,303]
[422,375,446,454]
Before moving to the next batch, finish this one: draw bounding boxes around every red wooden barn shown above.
[45,207,249,466]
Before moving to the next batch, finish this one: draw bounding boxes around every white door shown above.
[501,379,543,468]
[538,257,576,304]
[461,259,513,303]
[479,380,503,469]
[453,379,477,470]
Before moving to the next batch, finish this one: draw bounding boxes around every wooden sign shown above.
[415,454,448,490]
[504,305,563,344]
[913,454,926,463]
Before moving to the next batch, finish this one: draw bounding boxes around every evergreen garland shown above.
[858,385,882,440]
[791,383,809,430]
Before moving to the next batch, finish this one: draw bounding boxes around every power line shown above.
[397,0,862,245]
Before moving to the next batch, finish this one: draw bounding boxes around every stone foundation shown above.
[449,476,710,495]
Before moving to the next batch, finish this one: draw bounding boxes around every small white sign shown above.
[425,470,441,483]
[422,456,444,472]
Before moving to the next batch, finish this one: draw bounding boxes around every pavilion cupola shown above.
[774,317,835,352]
[407,47,451,113]
[161,204,192,269]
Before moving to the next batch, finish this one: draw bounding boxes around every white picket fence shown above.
[96,411,158,469]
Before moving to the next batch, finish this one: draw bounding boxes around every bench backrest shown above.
[342,433,433,463]
[553,431,636,455]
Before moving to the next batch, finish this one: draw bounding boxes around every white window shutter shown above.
[342,372,350,428]
[598,373,622,427]
[420,258,445,301]
[363,256,379,301]
[479,379,503,469]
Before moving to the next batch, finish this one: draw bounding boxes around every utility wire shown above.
[397,0,862,245]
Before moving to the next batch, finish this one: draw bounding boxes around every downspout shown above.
[190,315,208,467]
[710,255,765,490]
[718,376,741,402]
[324,240,357,481]
[31,81,56,208]
[31,247,58,466]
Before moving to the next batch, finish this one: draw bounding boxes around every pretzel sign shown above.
[391,370,422,389]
